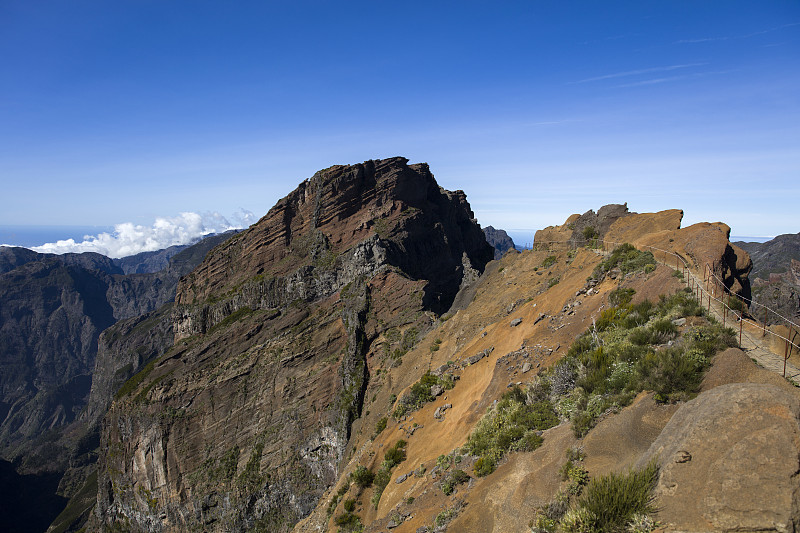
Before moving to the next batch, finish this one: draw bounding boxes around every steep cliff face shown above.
[93,158,493,532]
[0,255,119,459]
[0,234,237,470]
[482,226,515,259]
[0,235,238,533]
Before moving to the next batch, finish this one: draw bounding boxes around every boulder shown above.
[638,383,800,532]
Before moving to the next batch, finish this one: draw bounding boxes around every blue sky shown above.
[1,1,798,251]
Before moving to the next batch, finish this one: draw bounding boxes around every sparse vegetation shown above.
[541,255,557,269]
[393,371,454,418]
[726,294,747,313]
[433,500,466,529]
[591,243,656,281]
[327,483,350,516]
[532,288,737,438]
[463,386,558,477]
[372,416,388,439]
[115,357,159,400]
[441,469,470,495]
[371,440,407,508]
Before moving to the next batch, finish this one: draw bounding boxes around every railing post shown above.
[785,335,790,377]
[739,312,743,346]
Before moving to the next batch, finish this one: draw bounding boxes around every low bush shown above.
[541,255,557,269]
[334,511,362,532]
[538,287,734,437]
[350,465,374,488]
[393,372,454,418]
[609,287,635,307]
[441,469,470,495]
[464,386,558,477]
[383,439,407,468]
[575,461,659,532]
[373,416,387,438]
[592,243,656,280]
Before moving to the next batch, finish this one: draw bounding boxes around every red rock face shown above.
[173,157,492,338]
[95,158,493,533]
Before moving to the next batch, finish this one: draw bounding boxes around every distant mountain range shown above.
[735,233,800,323]
[0,231,238,533]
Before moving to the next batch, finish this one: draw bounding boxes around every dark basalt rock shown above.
[483,226,516,259]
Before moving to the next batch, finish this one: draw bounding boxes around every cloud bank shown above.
[26,210,256,258]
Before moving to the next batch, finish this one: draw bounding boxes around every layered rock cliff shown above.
[93,158,493,532]
[0,234,237,533]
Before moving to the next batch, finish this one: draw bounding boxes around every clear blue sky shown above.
[2,1,798,245]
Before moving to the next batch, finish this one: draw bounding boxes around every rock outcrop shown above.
[535,205,752,302]
[482,226,515,259]
[93,158,493,532]
[638,382,800,532]
[737,234,800,323]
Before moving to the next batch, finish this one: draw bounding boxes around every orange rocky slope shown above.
[298,209,799,532]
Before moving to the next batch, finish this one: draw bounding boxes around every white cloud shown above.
[28,210,256,258]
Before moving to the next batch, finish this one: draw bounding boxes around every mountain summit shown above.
[94,158,493,531]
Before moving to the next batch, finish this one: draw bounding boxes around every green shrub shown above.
[464,386,558,477]
[566,464,590,495]
[473,456,496,477]
[334,511,362,531]
[649,318,678,343]
[343,499,356,513]
[609,287,635,307]
[582,226,599,240]
[541,255,557,269]
[441,469,470,495]
[350,465,374,488]
[384,439,407,468]
[592,244,656,280]
[635,347,703,403]
[373,416,387,438]
[575,461,659,532]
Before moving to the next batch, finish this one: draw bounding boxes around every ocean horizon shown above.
[0,225,115,248]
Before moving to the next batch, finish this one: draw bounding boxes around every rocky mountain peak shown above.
[95,158,493,532]
[173,157,492,337]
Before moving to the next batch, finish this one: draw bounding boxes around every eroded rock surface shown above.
[638,382,800,532]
